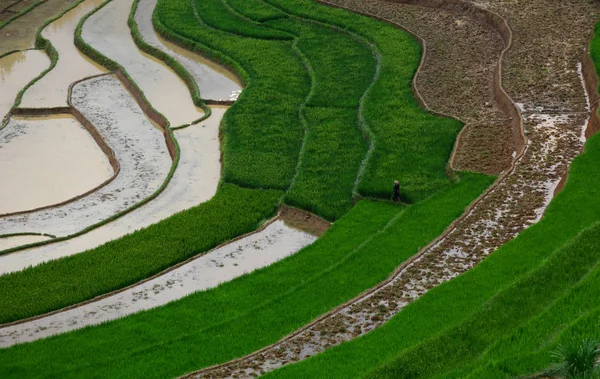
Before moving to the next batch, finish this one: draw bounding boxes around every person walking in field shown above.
[393,180,400,202]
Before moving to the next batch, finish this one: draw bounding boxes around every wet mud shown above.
[81,0,205,126]
[135,0,242,102]
[19,0,106,108]
[0,220,316,347]
[0,75,171,243]
[0,114,113,214]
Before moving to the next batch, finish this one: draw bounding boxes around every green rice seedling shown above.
[155,0,310,190]
[225,0,287,22]
[265,16,376,108]
[0,174,492,378]
[263,100,600,379]
[193,0,291,40]
[284,107,367,220]
[262,0,462,202]
[0,184,282,324]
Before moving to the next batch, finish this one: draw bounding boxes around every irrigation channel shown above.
[184,0,600,377]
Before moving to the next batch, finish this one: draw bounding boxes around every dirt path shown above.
[19,0,106,108]
[0,106,224,275]
[183,0,600,377]
[0,219,317,347]
[82,0,204,127]
[0,74,171,241]
[135,0,242,102]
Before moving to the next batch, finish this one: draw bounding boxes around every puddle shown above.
[0,75,171,241]
[20,0,107,108]
[0,220,316,347]
[135,0,243,102]
[0,114,114,214]
[0,0,84,56]
[81,0,205,126]
[0,50,49,121]
[0,106,224,273]
[0,234,49,251]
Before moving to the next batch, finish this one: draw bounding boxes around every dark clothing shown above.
[393,183,400,202]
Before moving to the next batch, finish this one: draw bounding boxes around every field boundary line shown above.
[176,0,532,376]
[0,204,329,329]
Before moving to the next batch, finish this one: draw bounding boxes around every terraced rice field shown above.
[0,0,599,378]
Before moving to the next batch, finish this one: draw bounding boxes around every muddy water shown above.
[0,0,86,56]
[0,234,49,251]
[82,0,204,126]
[0,75,171,242]
[135,0,242,102]
[0,220,316,347]
[0,114,114,214]
[0,106,224,274]
[0,50,49,121]
[20,0,106,108]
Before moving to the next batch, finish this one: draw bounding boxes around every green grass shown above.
[264,87,600,379]
[0,184,282,324]
[0,173,492,379]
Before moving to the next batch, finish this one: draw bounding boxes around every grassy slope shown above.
[264,68,600,379]
[0,174,492,379]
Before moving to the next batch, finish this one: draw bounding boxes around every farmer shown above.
[393,180,400,202]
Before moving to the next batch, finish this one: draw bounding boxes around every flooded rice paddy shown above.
[135,0,242,102]
[19,0,106,108]
[0,234,49,252]
[81,0,205,126]
[0,50,49,121]
[0,0,85,55]
[0,220,317,347]
[0,114,114,214]
[0,106,224,274]
[0,75,171,242]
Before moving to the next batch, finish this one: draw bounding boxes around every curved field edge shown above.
[0,0,45,30]
[262,0,463,202]
[0,184,283,324]
[0,173,492,378]
[155,0,462,205]
[0,0,174,253]
[263,50,600,379]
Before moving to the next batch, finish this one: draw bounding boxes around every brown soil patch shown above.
[278,205,330,237]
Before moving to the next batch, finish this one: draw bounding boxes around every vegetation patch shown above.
[0,173,492,378]
[0,184,282,324]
